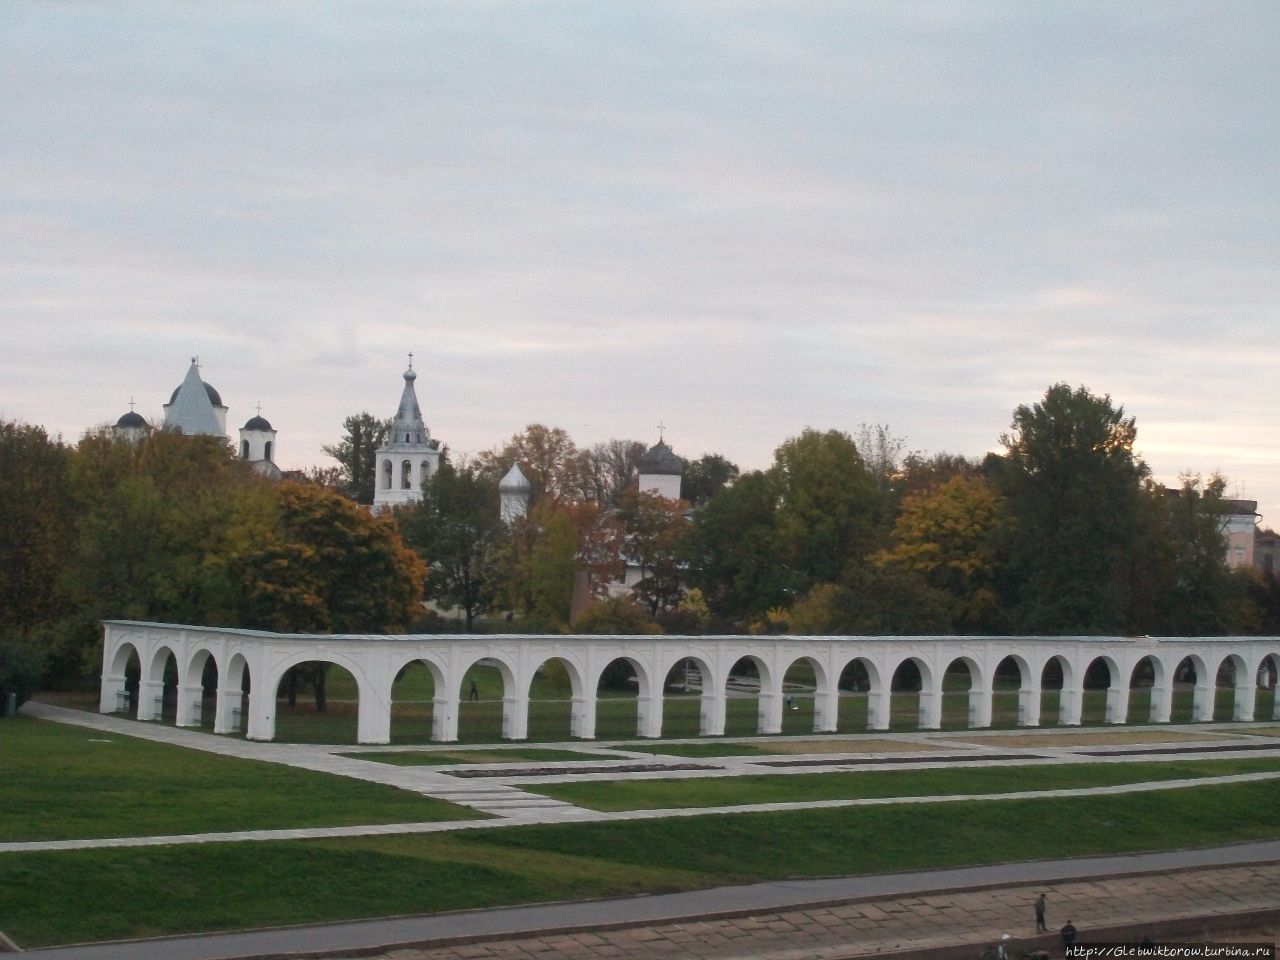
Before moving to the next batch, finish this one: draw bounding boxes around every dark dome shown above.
[115,410,146,428]
[168,381,223,407]
[638,439,683,476]
[243,415,273,431]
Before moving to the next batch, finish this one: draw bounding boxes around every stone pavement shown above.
[21,843,1280,960]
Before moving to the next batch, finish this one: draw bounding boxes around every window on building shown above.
[401,459,412,489]
[382,459,392,490]
[240,440,249,459]
[263,440,272,462]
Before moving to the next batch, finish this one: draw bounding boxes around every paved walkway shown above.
[23,843,1280,960]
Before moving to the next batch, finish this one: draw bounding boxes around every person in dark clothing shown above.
[1061,920,1078,950]
[1034,892,1047,932]
[468,679,479,701]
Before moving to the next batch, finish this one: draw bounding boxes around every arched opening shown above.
[940,658,975,729]
[458,659,508,742]
[273,661,360,743]
[1171,656,1206,722]
[145,647,179,724]
[110,644,142,717]
[889,658,928,730]
[382,459,392,490]
[992,656,1024,727]
[390,659,438,744]
[240,439,249,459]
[1218,660,1239,721]
[724,656,765,737]
[528,657,579,741]
[1080,657,1114,725]
[1259,654,1280,720]
[781,657,820,735]
[661,657,710,738]
[421,459,431,481]
[400,459,412,489]
[595,657,641,740]
[1039,657,1067,727]
[185,649,218,728]
[835,658,873,732]
[1128,656,1159,723]
[263,440,272,462]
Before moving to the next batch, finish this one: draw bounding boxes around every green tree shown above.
[495,502,579,630]
[787,568,953,635]
[1152,474,1240,634]
[396,458,503,630]
[0,421,72,633]
[771,428,886,589]
[995,383,1147,633]
[476,424,585,503]
[322,412,390,504]
[680,453,740,506]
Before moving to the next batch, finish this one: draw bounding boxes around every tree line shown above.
[3,383,1279,703]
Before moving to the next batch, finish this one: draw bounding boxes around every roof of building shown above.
[242,415,274,432]
[638,439,683,476]
[168,379,223,408]
[163,360,225,437]
[499,462,532,493]
[115,410,147,428]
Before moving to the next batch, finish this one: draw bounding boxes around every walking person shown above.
[468,678,479,701]
[1034,892,1047,933]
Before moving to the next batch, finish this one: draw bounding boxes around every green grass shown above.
[4,777,1279,948]
[343,748,615,766]
[526,757,1280,811]
[0,716,482,842]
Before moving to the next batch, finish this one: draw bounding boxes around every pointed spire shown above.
[163,359,223,436]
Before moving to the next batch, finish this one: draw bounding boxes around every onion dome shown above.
[243,414,273,431]
[115,410,147,429]
[499,463,532,493]
[638,439,683,476]
[168,380,222,407]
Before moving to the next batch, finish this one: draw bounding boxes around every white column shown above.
[213,688,243,734]
[1059,686,1083,726]
[1233,680,1256,722]
[968,686,993,729]
[637,688,664,738]
[503,694,529,740]
[137,679,164,721]
[867,687,891,731]
[572,694,596,740]
[700,690,726,736]
[100,673,127,714]
[432,694,458,742]
[918,686,942,730]
[1148,683,1172,723]
[245,685,276,741]
[1192,681,1215,722]
[1018,682,1042,727]
[758,689,783,735]
[175,683,203,727]
[813,679,839,733]
[1105,684,1130,724]
[357,691,391,745]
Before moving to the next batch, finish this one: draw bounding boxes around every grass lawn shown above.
[0,716,482,842]
[343,748,617,766]
[4,777,1279,948]
[525,757,1280,811]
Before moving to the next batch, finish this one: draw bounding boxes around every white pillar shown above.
[813,680,839,733]
[1192,682,1215,722]
[357,691,391,745]
[175,683,203,727]
[867,687,891,731]
[100,673,127,714]
[503,694,528,740]
[432,694,458,742]
[137,679,164,721]
[918,686,942,730]
[1018,683,1042,727]
[701,690,726,736]
[245,685,276,741]
[637,689,664,738]
[1148,683,1172,723]
[572,694,596,740]
[758,689,782,735]
[1105,684,1130,724]
[213,688,242,734]
[1059,686,1083,726]
[968,686,993,729]
[1233,680,1255,722]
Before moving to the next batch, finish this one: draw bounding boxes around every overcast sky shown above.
[3,3,1277,519]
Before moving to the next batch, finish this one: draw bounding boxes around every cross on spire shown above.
[408,351,414,369]
[255,402,262,416]
[657,421,666,442]
[128,396,135,412]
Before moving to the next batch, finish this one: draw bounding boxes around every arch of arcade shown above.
[99,620,1280,744]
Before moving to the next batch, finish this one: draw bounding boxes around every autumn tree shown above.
[396,457,503,630]
[995,383,1148,633]
[876,475,1010,632]
[476,424,586,503]
[617,489,689,617]
[322,412,390,504]
[581,439,647,506]
[680,453,740,506]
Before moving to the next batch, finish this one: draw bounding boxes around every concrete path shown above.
[22,842,1280,960]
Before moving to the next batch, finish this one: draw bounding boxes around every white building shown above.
[373,358,441,512]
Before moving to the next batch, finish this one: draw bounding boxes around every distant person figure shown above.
[468,679,479,701]
[1035,892,1047,932]
[1061,919,1077,950]
[786,694,797,711]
